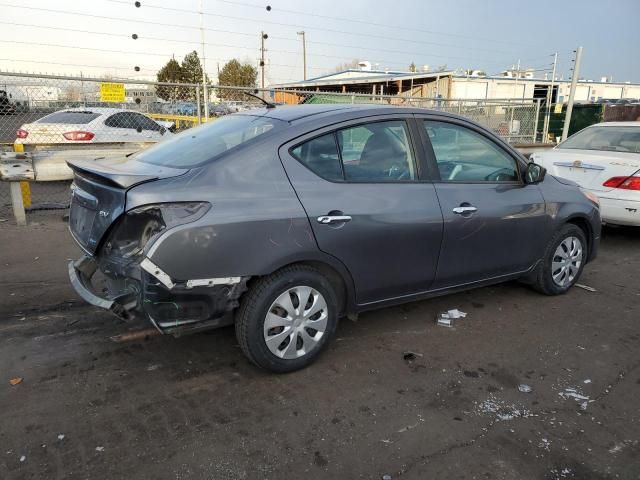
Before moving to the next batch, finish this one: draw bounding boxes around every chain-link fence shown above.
[1,71,547,221]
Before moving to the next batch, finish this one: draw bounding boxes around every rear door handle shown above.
[317,215,352,224]
[452,206,477,214]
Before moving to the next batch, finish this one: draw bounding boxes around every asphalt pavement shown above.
[0,217,639,479]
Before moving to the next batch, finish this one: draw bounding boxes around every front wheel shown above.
[235,265,339,373]
[532,224,588,295]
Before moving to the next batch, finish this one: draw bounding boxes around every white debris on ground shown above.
[474,394,535,421]
[549,467,573,479]
[19,455,26,462]
[436,309,467,327]
[57,434,65,441]
[558,387,594,410]
[539,438,552,451]
[608,443,624,454]
[95,446,105,452]
[518,384,533,393]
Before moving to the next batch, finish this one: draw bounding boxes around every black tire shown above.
[235,265,339,373]
[532,223,588,295]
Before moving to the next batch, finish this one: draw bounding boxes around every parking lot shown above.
[1,218,638,479]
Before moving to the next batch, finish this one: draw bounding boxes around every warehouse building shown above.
[272,63,640,103]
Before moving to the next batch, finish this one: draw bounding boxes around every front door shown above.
[418,118,549,289]
[279,117,443,305]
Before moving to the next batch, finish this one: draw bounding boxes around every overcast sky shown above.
[1,0,639,85]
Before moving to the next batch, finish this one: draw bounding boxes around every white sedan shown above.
[15,107,174,145]
[531,122,640,226]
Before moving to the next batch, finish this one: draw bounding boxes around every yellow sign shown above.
[100,83,125,102]
[554,103,563,114]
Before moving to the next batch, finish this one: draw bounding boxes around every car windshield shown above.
[559,126,640,153]
[36,111,101,124]
[134,114,284,168]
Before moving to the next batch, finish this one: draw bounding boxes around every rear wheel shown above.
[532,224,587,295]
[235,265,338,373]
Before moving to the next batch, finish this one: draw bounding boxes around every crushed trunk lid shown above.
[67,157,187,254]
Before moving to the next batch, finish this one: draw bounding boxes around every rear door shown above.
[418,117,548,288]
[279,116,443,305]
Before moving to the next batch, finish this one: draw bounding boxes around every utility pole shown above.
[297,31,307,80]
[508,59,520,139]
[542,52,558,143]
[260,32,268,90]
[199,0,209,119]
[561,46,583,142]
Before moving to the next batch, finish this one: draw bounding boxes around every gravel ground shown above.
[0,218,639,479]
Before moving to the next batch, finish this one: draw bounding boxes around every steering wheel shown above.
[485,167,515,182]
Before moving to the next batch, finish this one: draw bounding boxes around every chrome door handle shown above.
[452,206,477,214]
[317,215,352,224]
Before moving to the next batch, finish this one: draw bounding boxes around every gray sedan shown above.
[67,104,601,372]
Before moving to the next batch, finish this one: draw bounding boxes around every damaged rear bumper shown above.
[68,257,138,320]
[68,255,248,335]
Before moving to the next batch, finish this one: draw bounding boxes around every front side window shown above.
[559,126,640,153]
[135,114,283,168]
[104,112,134,129]
[424,121,519,182]
[132,113,163,132]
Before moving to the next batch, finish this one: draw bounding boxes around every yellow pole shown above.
[13,143,31,208]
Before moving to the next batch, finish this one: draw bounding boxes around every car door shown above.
[279,116,443,305]
[417,117,548,289]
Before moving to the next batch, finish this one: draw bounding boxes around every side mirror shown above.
[159,126,166,135]
[525,162,546,184]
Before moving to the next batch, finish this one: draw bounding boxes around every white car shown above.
[531,122,640,226]
[15,107,174,145]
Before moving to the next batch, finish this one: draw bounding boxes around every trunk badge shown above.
[98,210,110,217]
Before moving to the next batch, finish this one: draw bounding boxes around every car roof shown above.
[588,121,640,127]
[236,103,462,123]
[52,107,145,116]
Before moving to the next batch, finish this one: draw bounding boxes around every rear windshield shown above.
[559,126,640,153]
[36,111,101,124]
[134,114,284,168]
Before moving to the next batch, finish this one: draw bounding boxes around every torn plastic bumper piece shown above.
[68,256,138,320]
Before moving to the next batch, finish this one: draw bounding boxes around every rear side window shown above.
[291,133,342,181]
[37,111,100,124]
[291,120,417,182]
[338,121,416,182]
[135,114,283,168]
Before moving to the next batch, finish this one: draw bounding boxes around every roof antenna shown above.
[243,89,276,108]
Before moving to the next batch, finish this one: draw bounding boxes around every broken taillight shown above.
[63,131,95,141]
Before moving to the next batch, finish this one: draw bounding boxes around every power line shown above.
[205,0,536,48]
[107,0,527,56]
[0,3,534,68]
[109,0,534,49]
[0,19,522,71]
[0,39,337,72]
